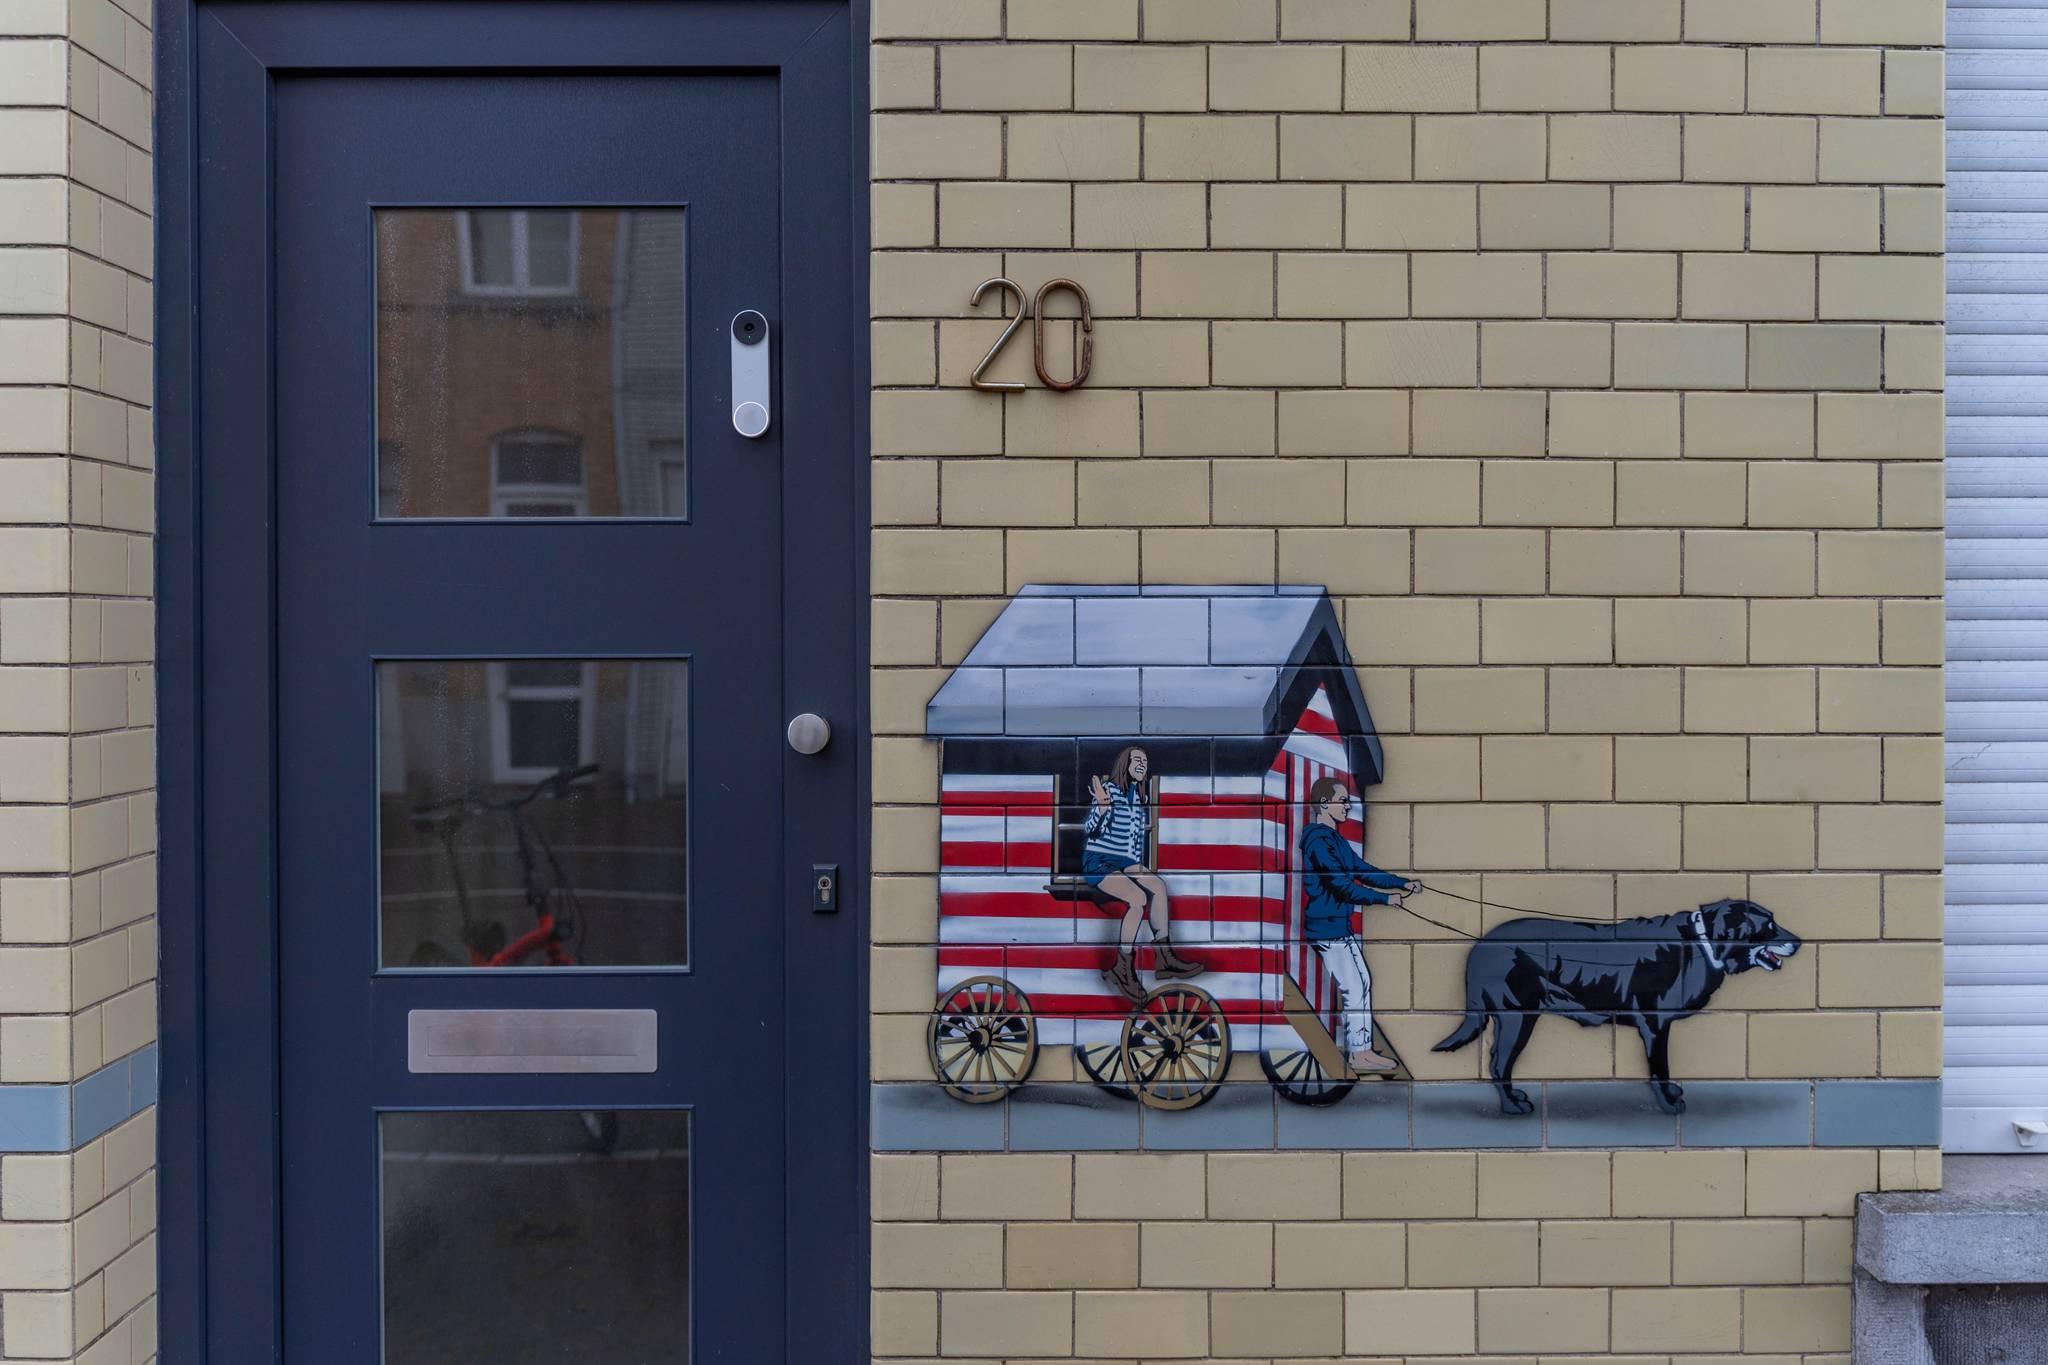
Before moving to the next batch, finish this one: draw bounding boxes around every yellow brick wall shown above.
[0,2,160,1362]
[870,0,1943,1358]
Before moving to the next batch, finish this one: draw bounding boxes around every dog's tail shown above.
[1434,1010,1485,1052]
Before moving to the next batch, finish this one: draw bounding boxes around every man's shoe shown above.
[1102,953,1146,1003]
[1347,1048,1399,1074]
[1152,939,1206,980]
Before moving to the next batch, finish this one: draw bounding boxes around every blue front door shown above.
[165,5,863,1359]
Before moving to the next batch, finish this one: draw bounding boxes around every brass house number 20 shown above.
[968,277,1094,393]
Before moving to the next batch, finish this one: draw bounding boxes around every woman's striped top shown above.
[1083,782,1149,865]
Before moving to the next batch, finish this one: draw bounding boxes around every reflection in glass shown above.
[375,208,687,517]
[378,660,688,969]
[381,1110,690,1365]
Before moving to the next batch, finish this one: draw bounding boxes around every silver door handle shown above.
[732,310,770,438]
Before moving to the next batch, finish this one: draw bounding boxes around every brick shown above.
[1008,1222,1139,1289]
[1820,942,1943,1009]
[1213,1289,1345,1356]
[1818,530,1942,596]
[1278,253,1407,317]
[1613,323,1746,390]
[1208,1152,1341,1220]
[1614,185,1746,250]
[1009,115,1141,180]
[1684,803,1817,870]
[1751,48,1882,115]
[1345,322,1478,387]
[940,44,1071,110]
[1752,187,1881,252]
[1483,322,1612,387]
[1211,183,1342,249]
[875,389,1001,455]
[1210,45,1342,112]
[1615,598,1743,664]
[1685,116,1818,184]
[1073,183,1206,249]
[1281,529,1410,593]
[1885,49,1946,117]
[1345,598,1479,663]
[938,182,1070,247]
[1008,390,1143,457]
[1751,324,1883,392]
[1543,1219,1673,1286]
[1008,0,1138,38]
[1551,804,1680,869]
[1551,114,1682,181]
[1416,529,1544,593]
[1684,394,1815,460]
[938,1290,1072,1356]
[874,0,1000,37]
[1414,803,1548,868]
[1821,117,1943,185]
[1274,1222,1405,1287]
[1686,0,1817,42]
[1747,1285,1853,1352]
[1673,1218,1806,1285]
[1142,528,1278,582]
[1078,460,1207,525]
[873,457,937,523]
[1682,254,1816,321]
[1685,667,1816,734]
[1410,1220,1538,1286]
[1144,250,1273,317]
[1749,1012,1879,1081]
[1086,320,1210,386]
[940,459,1075,526]
[1481,45,1611,111]
[1483,736,1612,800]
[1280,390,1409,454]
[1413,253,1543,318]
[1886,185,1946,252]
[1213,321,1342,386]
[1553,530,1680,595]
[1822,0,1943,45]
[1614,45,1743,112]
[1346,1289,1478,1355]
[1614,1150,1745,1217]
[1280,113,1412,180]
[1820,804,1943,870]
[1143,114,1276,180]
[1477,1152,1611,1217]
[873,1223,1003,1287]
[1612,1287,1742,1352]
[1419,0,1545,38]
[1214,457,1345,525]
[1684,530,1816,597]
[1144,0,1274,39]
[1883,599,1944,666]
[1347,184,1478,249]
[1346,45,1477,111]
[1074,1154,1206,1219]
[1547,253,1677,318]
[1143,391,1274,457]
[1820,256,1944,322]
[873,529,1003,594]
[1481,598,1613,664]
[1552,393,1680,459]
[1550,667,1681,733]
[1883,462,1944,528]
[1482,459,1614,526]
[1074,45,1207,111]
[1748,1149,1879,1215]
[1139,1220,1272,1288]
[1751,601,1881,665]
[1749,463,1878,528]
[1480,184,1611,249]
[873,184,935,246]
[1284,0,1412,39]
[1416,115,1547,181]
[1477,1287,1611,1352]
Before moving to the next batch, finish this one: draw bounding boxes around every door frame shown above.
[154,4,870,1359]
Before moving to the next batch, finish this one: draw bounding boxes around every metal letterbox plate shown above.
[406,1009,658,1074]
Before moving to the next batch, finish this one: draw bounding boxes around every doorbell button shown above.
[730,309,771,439]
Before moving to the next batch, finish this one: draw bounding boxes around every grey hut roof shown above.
[926,585,1382,776]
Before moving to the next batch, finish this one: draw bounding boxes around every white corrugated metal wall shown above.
[1946,3,2048,1152]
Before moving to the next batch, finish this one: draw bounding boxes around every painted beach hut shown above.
[924,585,1394,1110]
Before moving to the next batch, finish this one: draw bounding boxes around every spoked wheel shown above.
[928,976,1038,1103]
[1120,985,1231,1111]
[1075,1041,1135,1099]
[1261,1049,1356,1106]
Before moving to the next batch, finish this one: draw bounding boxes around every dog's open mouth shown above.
[1753,945,1788,970]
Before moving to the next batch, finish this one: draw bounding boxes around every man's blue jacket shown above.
[1299,822,1409,941]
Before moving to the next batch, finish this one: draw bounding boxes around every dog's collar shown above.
[1686,910,1727,971]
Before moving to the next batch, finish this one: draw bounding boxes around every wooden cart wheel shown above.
[928,976,1037,1103]
[1260,1049,1357,1107]
[1074,1041,1135,1100]
[1120,984,1231,1111]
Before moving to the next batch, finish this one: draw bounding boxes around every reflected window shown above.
[375,208,687,518]
[460,209,577,295]
[381,1110,690,1364]
[490,430,586,518]
[378,659,688,969]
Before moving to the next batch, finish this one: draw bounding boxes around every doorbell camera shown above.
[730,310,771,438]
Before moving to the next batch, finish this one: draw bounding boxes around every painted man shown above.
[1299,774,1418,1074]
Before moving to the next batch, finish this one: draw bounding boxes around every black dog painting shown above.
[1433,899,1802,1116]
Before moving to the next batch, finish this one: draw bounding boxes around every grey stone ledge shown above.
[1857,1157,2048,1285]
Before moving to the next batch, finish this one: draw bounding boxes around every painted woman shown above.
[1083,745,1204,1001]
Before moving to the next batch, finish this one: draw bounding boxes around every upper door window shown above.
[459,209,577,295]
[374,207,688,519]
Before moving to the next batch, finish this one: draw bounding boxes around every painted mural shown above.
[920,585,1801,1121]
